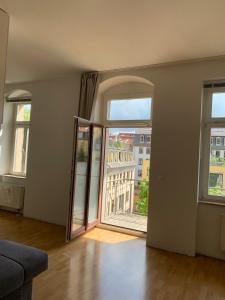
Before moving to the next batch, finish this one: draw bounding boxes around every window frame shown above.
[146,147,150,155]
[216,137,221,146]
[10,102,31,177]
[140,135,144,143]
[138,158,143,165]
[139,147,143,154]
[200,86,225,203]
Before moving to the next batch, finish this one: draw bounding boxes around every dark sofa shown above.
[0,240,48,300]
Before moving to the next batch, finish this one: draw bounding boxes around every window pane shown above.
[108,98,151,121]
[16,104,31,122]
[13,127,26,174]
[212,93,225,118]
[208,128,225,197]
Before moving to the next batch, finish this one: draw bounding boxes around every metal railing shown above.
[103,178,149,217]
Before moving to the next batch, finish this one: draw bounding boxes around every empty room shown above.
[0,1,225,300]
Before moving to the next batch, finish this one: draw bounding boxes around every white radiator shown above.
[0,183,25,211]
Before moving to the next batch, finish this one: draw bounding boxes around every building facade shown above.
[103,148,136,217]
[133,128,151,182]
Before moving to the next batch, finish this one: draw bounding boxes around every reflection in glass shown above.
[72,125,90,232]
[208,128,225,197]
[88,127,103,223]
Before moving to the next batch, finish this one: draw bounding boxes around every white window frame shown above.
[101,91,153,216]
[200,86,225,203]
[11,102,31,177]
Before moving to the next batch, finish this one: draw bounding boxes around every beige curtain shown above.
[78,71,99,120]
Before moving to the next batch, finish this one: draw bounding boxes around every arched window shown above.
[96,76,153,233]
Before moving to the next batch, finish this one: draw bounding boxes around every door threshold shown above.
[97,223,147,238]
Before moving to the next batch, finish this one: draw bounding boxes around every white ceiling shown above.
[1,0,225,83]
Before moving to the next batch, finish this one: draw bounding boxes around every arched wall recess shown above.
[6,89,32,102]
[93,75,154,123]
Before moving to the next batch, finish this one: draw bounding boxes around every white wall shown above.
[2,58,225,259]
[93,81,153,123]
[3,75,81,225]
[100,58,225,257]
[197,203,225,260]
[0,9,8,124]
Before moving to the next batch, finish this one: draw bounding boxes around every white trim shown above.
[200,86,225,202]
[3,174,26,179]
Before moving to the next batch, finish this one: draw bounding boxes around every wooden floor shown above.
[1,211,225,300]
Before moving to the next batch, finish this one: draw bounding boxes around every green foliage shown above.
[210,157,225,165]
[23,104,31,121]
[208,187,225,196]
[136,181,149,216]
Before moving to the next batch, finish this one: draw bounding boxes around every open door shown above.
[66,117,104,241]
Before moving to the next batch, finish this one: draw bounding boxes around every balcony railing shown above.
[103,178,149,218]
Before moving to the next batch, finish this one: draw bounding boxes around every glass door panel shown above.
[67,119,91,240]
[87,126,103,228]
[66,118,105,241]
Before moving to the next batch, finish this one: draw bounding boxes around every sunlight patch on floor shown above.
[83,228,138,244]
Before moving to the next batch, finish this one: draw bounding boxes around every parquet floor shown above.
[1,210,225,300]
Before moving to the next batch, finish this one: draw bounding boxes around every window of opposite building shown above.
[201,85,225,202]
[138,158,143,165]
[216,137,221,145]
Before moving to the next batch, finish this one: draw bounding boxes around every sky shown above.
[109,98,151,121]
[212,93,225,118]
[108,94,225,120]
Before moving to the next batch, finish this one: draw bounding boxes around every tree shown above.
[136,181,149,215]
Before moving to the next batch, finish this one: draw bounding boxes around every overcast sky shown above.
[109,98,151,121]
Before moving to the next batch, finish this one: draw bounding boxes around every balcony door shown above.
[100,96,152,233]
[66,117,104,241]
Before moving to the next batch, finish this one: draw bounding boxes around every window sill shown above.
[3,174,26,179]
[199,199,225,207]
